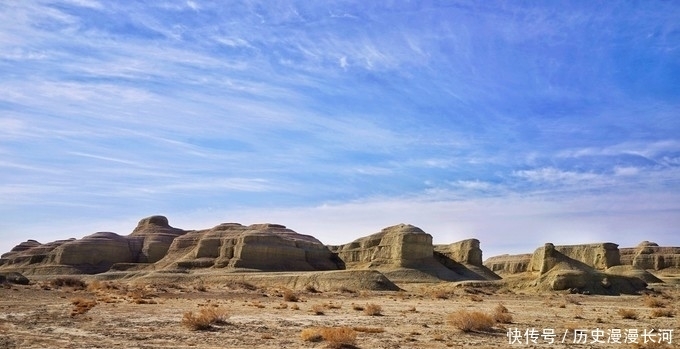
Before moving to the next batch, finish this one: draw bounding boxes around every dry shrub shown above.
[181,307,229,330]
[87,280,119,292]
[432,290,449,300]
[300,328,323,342]
[353,326,385,333]
[650,308,674,318]
[643,296,666,308]
[126,287,158,304]
[52,277,87,290]
[290,303,300,310]
[70,297,97,316]
[301,327,357,348]
[325,302,342,310]
[447,310,495,332]
[311,303,325,315]
[321,327,357,348]
[468,295,483,302]
[617,308,638,320]
[493,304,513,324]
[283,289,299,302]
[363,303,382,316]
[274,302,288,310]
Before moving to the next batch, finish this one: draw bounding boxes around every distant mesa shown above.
[329,223,500,282]
[619,241,680,271]
[484,241,672,294]
[0,216,676,294]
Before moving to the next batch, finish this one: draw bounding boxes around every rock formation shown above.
[328,225,500,282]
[327,224,433,269]
[0,272,30,285]
[529,242,620,273]
[484,254,532,274]
[433,239,501,280]
[619,241,680,271]
[156,223,341,271]
[485,242,658,294]
[0,216,188,275]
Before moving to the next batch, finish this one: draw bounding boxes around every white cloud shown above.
[613,166,640,176]
[513,167,600,184]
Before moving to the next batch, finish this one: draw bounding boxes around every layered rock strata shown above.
[156,223,341,271]
[619,241,680,271]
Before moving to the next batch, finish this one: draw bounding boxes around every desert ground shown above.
[1,275,677,349]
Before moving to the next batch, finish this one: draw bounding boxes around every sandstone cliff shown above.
[155,223,341,271]
[484,242,657,294]
[433,239,501,280]
[328,225,500,282]
[619,241,680,271]
[0,216,187,275]
[529,242,620,273]
[327,224,433,269]
[483,253,532,274]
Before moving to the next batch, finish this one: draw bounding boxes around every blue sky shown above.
[1,1,679,258]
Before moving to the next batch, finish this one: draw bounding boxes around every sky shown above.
[1,1,679,259]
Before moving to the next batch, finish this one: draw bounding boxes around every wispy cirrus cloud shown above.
[1,1,679,255]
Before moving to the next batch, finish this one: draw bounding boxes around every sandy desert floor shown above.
[0,277,678,349]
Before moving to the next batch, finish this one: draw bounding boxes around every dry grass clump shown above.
[300,328,323,342]
[447,309,495,332]
[617,308,638,320]
[493,304,513,324]
[70,297,97,316]
[363,303,382,316]
[305,285,320,293]
[283,289,299,302]
[643,296,667,308]
[432,290,450,300]
[181,307,229,331]
[301,327,357,348]
[310,303,325,315]
[52,277,87,290]
[650,308,674,318]
[126,287,158,304]
[290,303,300,310]
[325,302,342,310]
[468,295,484,302]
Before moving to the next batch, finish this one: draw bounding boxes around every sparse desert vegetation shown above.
[0,276,678,348]
[181,306,229,330]
[300,326,357,348]
[447,309,495,332]
[617,308,639,319]
[363,303,382,316]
